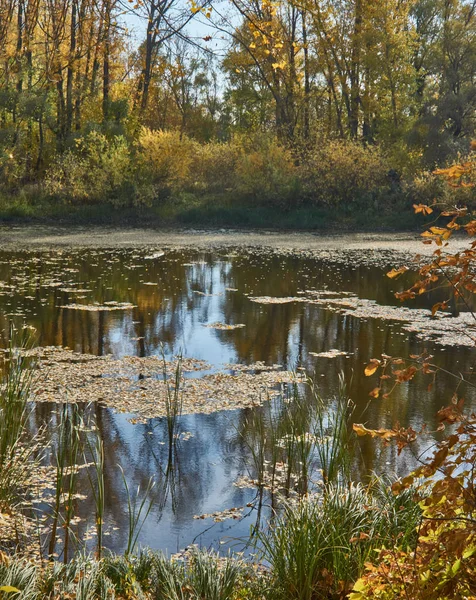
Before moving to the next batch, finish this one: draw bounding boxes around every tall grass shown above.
[258,481,421,600]
[312,375,354,487]
[84,431,105,559]
[163,357,183,468]
[48,403,83,561]
[0,549,253,599]
[119,466,155,557]
[0,331,39,513]
[150,548,249,600]
[240,374,354,499]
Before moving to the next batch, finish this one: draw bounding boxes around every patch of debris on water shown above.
[193,506,243,522]
[309,349,352,358]
[204,322,246,330]
[25,347,303,422]
[302,291,476,347]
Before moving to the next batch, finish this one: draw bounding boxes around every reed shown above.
[0,330,38,513]
[84,429,105,560]
[312,376,354,487]
[119,466,155,557]
[48,403,83,562]
[278,384,316,496]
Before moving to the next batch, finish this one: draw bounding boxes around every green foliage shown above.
[45,132,138,206]
[0,329,40,515]
[231,134,299,205]
[136,129,299,206]
[299,140,390,207]
[0,550,255,600]
[259,480,421,600]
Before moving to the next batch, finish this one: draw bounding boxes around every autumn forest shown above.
[0,0,472,224]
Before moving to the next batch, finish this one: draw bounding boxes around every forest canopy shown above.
[1,0,476,219]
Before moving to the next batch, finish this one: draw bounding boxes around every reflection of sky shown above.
[5,247,476,555]
[47,405,264,556]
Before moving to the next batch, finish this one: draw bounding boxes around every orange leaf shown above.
[387,266,408,279]
[413,203,433,215]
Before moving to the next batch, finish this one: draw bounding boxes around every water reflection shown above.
[1,247,475,554]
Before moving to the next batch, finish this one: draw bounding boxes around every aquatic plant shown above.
[163,356,183,468]
[240,373,354,500]
[84,430,105,560]
[119,466,155,557]
[312,374,354,487]
[48,403,83,562]
[0,330,39,515]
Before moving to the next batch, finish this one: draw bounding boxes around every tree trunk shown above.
[66,0,77,138]
[301,10,310,139]
[349,0,362,138]
[103,0,111,120]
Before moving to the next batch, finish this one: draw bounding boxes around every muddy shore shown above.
[0,225,467,257]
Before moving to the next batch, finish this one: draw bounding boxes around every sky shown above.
[119,0,233,59]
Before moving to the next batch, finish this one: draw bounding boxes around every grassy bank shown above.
[0,192,427,232]
[1,131,468,231]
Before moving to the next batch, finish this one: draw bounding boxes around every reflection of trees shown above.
[5,246,476,550]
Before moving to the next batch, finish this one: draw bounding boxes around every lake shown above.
[1,238,475,557]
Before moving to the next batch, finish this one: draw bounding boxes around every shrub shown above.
[299,140,390,207]
[350,408,476,600]
[135,129,299,207]
[135,128,199,198]
[192,140,241,195]
[45,131,137,206]
[231,134,299,206]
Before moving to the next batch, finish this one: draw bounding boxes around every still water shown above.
[2,246,475,555]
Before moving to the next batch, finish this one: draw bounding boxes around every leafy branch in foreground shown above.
[351,153,476,599]
[351,400,476,600]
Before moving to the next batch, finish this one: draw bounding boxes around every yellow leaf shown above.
[429,227,447,235]
[352,579,367,592]
[0,587,20,594]
[364,360,380,376]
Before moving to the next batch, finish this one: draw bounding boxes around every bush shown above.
[136,129,299,207]
[46,131,138,206]
[135,128,199,198]
[299,140,390,207]
[231,134,299,206]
